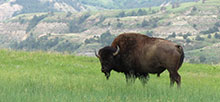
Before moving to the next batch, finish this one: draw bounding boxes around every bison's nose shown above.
[101,69,105,72]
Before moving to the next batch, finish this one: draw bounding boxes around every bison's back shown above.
[111,33,182,74]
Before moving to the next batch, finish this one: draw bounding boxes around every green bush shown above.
[145,31,154,37]
[214,33,220,39]
[208,34,212,39]
[168,32,176,38]
[84,30,115,46]
[26,15,47,33]
[200,26,219,34]
[195,35,204,41]
[99,30,115,46]
[141,19,149,27]
[11,34,81,53]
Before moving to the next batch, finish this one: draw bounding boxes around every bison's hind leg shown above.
[169,71,181,88]
[166,53,182,88]
[138,73,149,86]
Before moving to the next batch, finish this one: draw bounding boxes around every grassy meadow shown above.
[0,49,220,102]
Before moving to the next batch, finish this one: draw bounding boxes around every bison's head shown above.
[95,46,120,80]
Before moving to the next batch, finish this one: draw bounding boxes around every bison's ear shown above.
[113,46,120,56]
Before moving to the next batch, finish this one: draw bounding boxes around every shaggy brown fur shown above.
[97,33,184,87]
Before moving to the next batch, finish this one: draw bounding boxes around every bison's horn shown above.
[95,50,100,58]
[113,45,120,56]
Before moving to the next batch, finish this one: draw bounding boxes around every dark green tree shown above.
[192,6,197,11]
[26,15,47,33]
[118,11,126,17]
[214,33,220,39]
[137,9,147,16]
[141,19,149,27]
[208,34,212,39]
[183,34,188,39]
[199,56,206,63]
[145,31,153,37]
[186,38,191,43]
[66,11,72,17]
[168,32,176,38]
[99,30,115,46]
[117,22,123,28]
[195,35,204,41]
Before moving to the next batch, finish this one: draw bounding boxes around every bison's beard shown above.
[104,72,110,80]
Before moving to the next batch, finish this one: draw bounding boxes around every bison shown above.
[95,33,184,87]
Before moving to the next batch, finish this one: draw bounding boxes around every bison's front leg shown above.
[138,73,149,86]
[125,73,136,85]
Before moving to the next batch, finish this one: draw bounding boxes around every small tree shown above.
[192,6,197,12]
[214,33,220,39]
[199,56,206,63]
[183,34,188,39]
[131,11,137,16]
[66,11,72,17]
[160,6,166,12]
[152,23,158,28]
[99,30,115,46]
[193,24,197,28]
[118,11,126,17]
[186,32,192,36]
[208,34,212,39]
[215,22,220,27]
[186,38,191,43]
[137,9,147,16]
[78,13,91,24]
[145,31,153,37]
[141,19,149,27]
[127,11,137,16]
[168,32,176,38]
[117,22,123,28]
[195,35,204,41]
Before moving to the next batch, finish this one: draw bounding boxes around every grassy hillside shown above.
[0,49,220,102]
[0,0,195,20]
[1,0,220,64]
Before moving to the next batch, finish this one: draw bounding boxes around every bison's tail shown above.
[175,45,184,69]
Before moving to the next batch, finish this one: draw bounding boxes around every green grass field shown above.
[0,49,220,102]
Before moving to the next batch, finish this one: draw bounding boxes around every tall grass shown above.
[0,49,220,102]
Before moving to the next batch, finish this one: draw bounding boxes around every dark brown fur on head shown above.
[97,46,118,79]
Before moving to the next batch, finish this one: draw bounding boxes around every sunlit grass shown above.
[0,49,220,102]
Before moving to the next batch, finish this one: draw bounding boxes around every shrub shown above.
[117,11,126,17]
[193,24,197,29]
[186,38,191,43]
[141,19,149,27]
[168,32,176,38]
[117,22,123,28]
[199,56,206,63]
[195,35,204,41]
[26,15,47,33]
[145,31,154,37]
[137,9,147,16]
[214,33,220,39]
[200,26,219,34]
[208,34,212,39]
[183,34,188,39]
[99,30,115,46]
